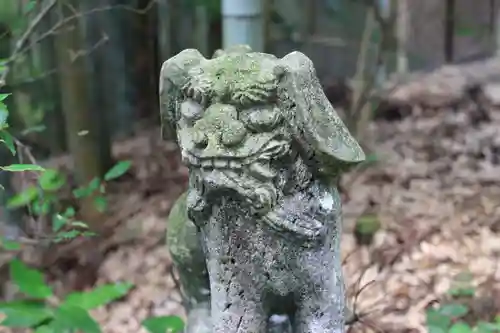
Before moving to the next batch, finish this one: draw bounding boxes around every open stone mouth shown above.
[181,140,289,181]
[183,141,288,215]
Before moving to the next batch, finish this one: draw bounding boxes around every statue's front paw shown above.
[293,218,325,239]
[262,212,326,240]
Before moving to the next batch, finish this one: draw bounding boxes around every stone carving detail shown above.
[162,45,365,333]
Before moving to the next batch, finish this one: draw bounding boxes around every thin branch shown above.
[15,1,157,65]
[0,0,157,88]
[0,0,57,88]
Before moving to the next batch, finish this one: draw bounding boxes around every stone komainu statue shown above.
[160,45,365,333]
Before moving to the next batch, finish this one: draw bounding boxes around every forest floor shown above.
[4,99,500,332]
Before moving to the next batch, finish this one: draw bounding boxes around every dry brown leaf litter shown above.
[3,102,500,333]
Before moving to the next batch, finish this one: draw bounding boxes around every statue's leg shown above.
[294,290,345,333]
[209,271,268,333]
[293,262,345,333]
[167,193,293,333]
[166,193,212,333]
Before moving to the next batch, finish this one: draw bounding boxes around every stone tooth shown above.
[213,160,228,169]
[188,154,200,166]
[201,159,213,168]
[229,160,242,169]
[181,151,190,164]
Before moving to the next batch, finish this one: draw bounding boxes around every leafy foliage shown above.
[142,315,185,333]
[425,277,500,333]
[0,72,183,331]
[9,259,53,299]
[104,160,131,181]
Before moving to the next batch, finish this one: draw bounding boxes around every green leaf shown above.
[7,186,39,208]
[93,196,107,212]
[426,309,451,330]
[449,322,473,333]
[142,315,185,333]
[438,304,469,318]
[73,177,101,199]
[52,214,68,232]
[51,305,101,333]
[104,161,131,181]
[0,130,16,155]
[1,164,44,172]
[70,221,89,229]
[34,325,55,333]
[32,198,52,215]
[88,177,101,192]
[23,1,36,14]
[0,107,7,129]
[448,287,475,297]
[355,214,381,235]
[476,321,500,332]
[80,231,97,238]
[0,300,53,328]
[53,230,81,243]
[63,206,75,218]
[9,259,53,299]
[73,187,87,199]
[39,169,65,192]
[64,282,133,310]
[0,93,10,102]
[0,237,21,250]
[428,326,447,333]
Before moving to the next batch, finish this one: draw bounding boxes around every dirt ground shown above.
[4,100,500,332]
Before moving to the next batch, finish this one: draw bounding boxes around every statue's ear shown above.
[159,49,206,141]
[278,51,365,170]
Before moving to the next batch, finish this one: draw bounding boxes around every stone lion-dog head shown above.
[159,45,364,239]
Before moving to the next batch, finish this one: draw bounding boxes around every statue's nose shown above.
[220,120,246,147]
[192,104,247,150]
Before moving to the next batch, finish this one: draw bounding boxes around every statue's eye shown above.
[180,99,204,124]
[183,85,210,107]
[240,107,282,132]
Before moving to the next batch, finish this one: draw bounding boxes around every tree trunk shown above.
[97,0,137,138]
[156,0,172,62]
[493,0,500,55]
[135,0,159,120]
[9,1,34,137]
[396,0,409,73]
[55,0,105,230]
[38,0,66,155]
[445,0,455,63]
[349,6,376,141]
[81,0,113,171]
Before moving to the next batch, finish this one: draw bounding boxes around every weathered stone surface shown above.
[161,45,364,333]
